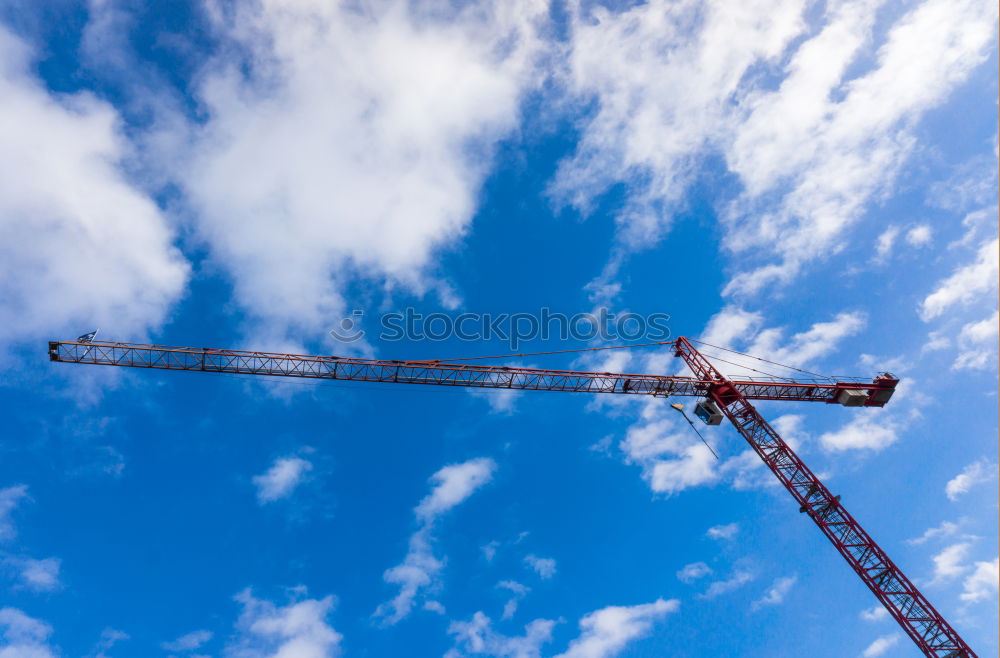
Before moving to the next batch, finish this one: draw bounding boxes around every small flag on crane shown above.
[77,330,98,343]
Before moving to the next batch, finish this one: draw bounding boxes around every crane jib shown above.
[47,340,897,406]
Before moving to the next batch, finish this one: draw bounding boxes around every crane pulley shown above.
[47,336,976,657]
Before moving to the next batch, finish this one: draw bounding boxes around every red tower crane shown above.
[48,337,978,657]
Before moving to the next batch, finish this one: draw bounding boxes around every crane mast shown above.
[48,337,976,657]
[673,337,975,658]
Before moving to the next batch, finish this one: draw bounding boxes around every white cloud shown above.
[698,307,764,350]
[719,448,774,491]
[859,606,889,622]
[957,310,1000,344]
[482,541,500,562]
[498,581,527,596]
[0,24,187,351]
[225,589,341,658]
[0,607,57,657]
[920,237,999,321]
[648,445,719,495]
[0,485,27,543]
[175,0,547,343]
[620,415,719,496]
[699,570,754,599]
[552,0,805,254]
[423,600,446,615]
[375,524,442,625]
[724,0,996,296]
[960,557,998,603]
[945,460,995,501]
[923,331,951,352]
[162,629,213,653]
[15,557,61,592]
[745,313,866,371]
[931,542,971,582]
[953,310,999,370]
[445,611,555,658]
[706,523,739,541]
[92,627,129,658]
[751,575,796,610]
[930,151,998,215]
[252,456,313,503]
[676,562,712,584]
[376,458,496,624]
[416,458,497,521]
[554,599,679,658]
[906,520,959,545]
[905,225,932,247]
[819,413,899,452]
[467,388,523,415]
[498,581,530,621]
[861,633,900,657]
[524,554,557,580]
[447,599,679,658]
[873,226,900,262]
[875,224,932,263]
[693,307,866,380]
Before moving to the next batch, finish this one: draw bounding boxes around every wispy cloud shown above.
[252,456,313,503]
[497,580,530,621]
[751,575,797,610]
[524,554,557,580]
[161,629,212,653]
[905,225,932,247]
[699,569,754,600]
[960,557,998,603]
[873,226,900,264]
[920,238,999,321]
[706,523,739,541]
[907,520,960,546]
[945,460,996,501]
[723,0,996,297]
[931,542,972,583]
[695,307,866,379]
[819,413,900,452]
[552,0,806,264]
[0,607,57,657]
[12,557,61,592]
[375,457,496,624]
[550,0,994,301]
[91,627,129,658]
[446,598,679,658]
[554,599,679,658]
[619,415,719,496]
[953,310,999,371]
[676,562,712,584]
[861,633,900,657]
[859,606,889,622]
[446,611,555,658]
[0,485,27,543]
[226,589,340,657]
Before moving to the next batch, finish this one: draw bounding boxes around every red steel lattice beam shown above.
[48,341,896,405]
[673,337,976,658]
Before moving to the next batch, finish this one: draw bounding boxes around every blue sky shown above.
[0,1,997,657]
